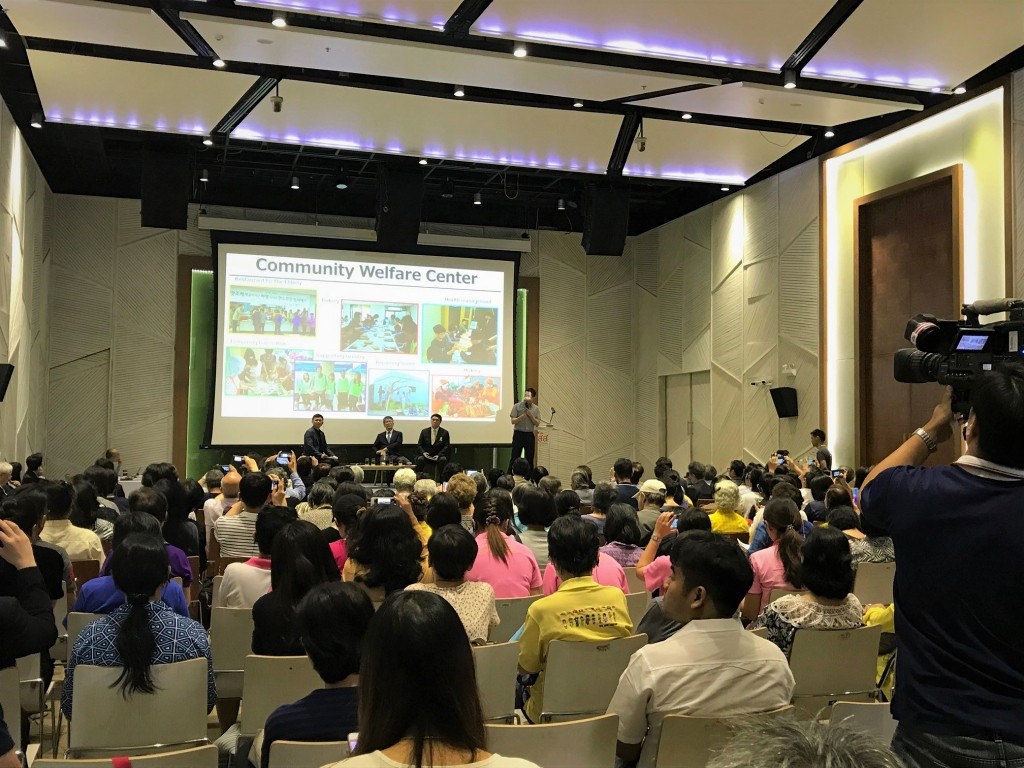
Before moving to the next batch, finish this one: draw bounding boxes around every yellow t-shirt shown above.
[708,509,750,535]
[517,576,633,723]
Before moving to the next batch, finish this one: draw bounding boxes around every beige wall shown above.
[0,103,52,464]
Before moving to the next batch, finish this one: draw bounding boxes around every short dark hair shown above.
[518,486,556,527]
[141,462,177,488]
[676,507,713,532]
[427,525,478,580]
[546,515,599,577]
[112,512,162,551]
[83,465,117,497]
[425,492,461,530]
[809,474,834,503]
[383,416,394,423]
[42,482,73,519]
[971,362,1024,467]
[553,489,581,518]
[592,482,617,513]
[430,413,443,422]
[824,487,853,509]
[525,387,537,397]
[510,458,530,477]
[810,429,826,441]
[604,503,642,546]
[128,487,167,522]
[670,531,754,617]
[826,505,860,532]
[240,472,273,508]
[255,505,296,555]
[25,453,43,472]
[800,527,854,600]
[312,413,324,420]
[653,457,673,479]
[687,461,706,479]
[613,457,633,481]
[529,465,549,484]
[432,324,445,334]
[0,493,45,536]
[296,582,374,684]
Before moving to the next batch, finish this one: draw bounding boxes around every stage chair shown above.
[489,594,542,643]
[67,657,209,757]
[539,634,648,722]
[626,591,651,627]
[209,607,254,700]
[267,740,350,768]
[35,745,218,768]
[472,642,519,723]
[238,655,321,738]
[789,626,882,715]
[655,706,799,768]
[485,714,617,768]
[852,561,895,605]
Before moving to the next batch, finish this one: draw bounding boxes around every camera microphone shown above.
[963,298,1024,316]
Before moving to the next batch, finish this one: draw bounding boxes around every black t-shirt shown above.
[861,464,1024,742]
[0,544,65,601]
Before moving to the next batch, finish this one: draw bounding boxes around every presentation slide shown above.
[211,243,516,448]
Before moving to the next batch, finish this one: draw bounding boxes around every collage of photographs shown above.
[224,284,502,419]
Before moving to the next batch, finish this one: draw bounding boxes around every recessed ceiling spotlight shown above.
[290,176,300,190]
[454,85,465,98]
[557,198,566,211]
[720,185,730,192]
[335,178,349,190]
[213,58,226,68]
[513,43,528,58]
[930,86,943,93]
[823,127,835,138]
[199,168,209,182]
[271,11,287,27]
[418,158,428,165]
[0,34,7,49]
[783,69,797,89]
[953,84,967,95]
[202,135,214,146]
[681,112,692,120]
[30,111,43,129]
[572,100,584,108]
[473,192,482,205]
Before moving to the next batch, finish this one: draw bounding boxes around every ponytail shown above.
[472,493,513,564]
[763,497,805,589]
[485,514,510,565]
[115,594,158,696]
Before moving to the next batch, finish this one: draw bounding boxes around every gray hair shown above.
[393,467,417,492]
[641,491,666,507]
[349,465,364,483]
[707,718,903,768]
[413,478,437,497]
[204,468,224,487]
[0,462,12,476]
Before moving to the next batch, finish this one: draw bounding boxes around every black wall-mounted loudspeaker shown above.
[769,386,799,418]
[582,185,629,256]
[0,364,15,401]
[141,145,190,230]
[375,165,424,250]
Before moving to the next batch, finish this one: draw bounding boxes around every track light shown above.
[202,135,214,146]
[335,178,349,190]
[572,100,584,108]
[783,69,797,89]
[199,168,209,182]
[513,43,528,58]
[271,11,287,27]
[30,112,43,129]
[213,58,226,68]
[441,178,455,199]
[473,192,482,205]
[681,112,692,120]
[720,185,730,192]
[557,198,566,211]
[823,127,835,138]
[418,158,428,165]
[0,34,7,49]
[953,84,967,95]
[454,85,465,98]
[290,176,300,190]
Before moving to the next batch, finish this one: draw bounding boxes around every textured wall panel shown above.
[743,177,779,265]
[1015,123,1024,297]
[48,264,113,366]
[538,341,586,447]
[633,285,658,374]
[657,262,685,375]
[47,351,109,479]
[684,204,713,251]
[743,258,779,367]
[115,232,178,344]
[679,238,712,351]
[541,231,587,274]
[51,195,116,285]
[634,232,659,297]
[634,373,659,471]
[711,195,744,289]
[657,217,685,286]
[587,250,633,297]
[710,365,742,469]
[1014,70,1024,121]
[519,236,540,278]
[585,362,634,459]
[779,159,819,252]
[711,267,743,378]
[110,323,174,438]
[179,207,213,258]
[742,346,779,464]
[680,327,711,374]
[537,427,585,484]
[778,338,820,457]
[587,286,634,376]
[0,211,11,357]
[539,254,585,354]
[780,220,820,353]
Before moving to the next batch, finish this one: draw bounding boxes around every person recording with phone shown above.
[508,388,541,473]
[266,451,306,502]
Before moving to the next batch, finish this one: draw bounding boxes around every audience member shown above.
[684,461,713,504]
[328,493,365,571]
[296,479,336,530]
[827,505,894,564]
[746,481,813,556]
[215,472,273,558]
[39,481,105,565]
[634,479,666,535]
[425,491,460,530]
[600,503,644,568]
[83,465,120,517]
[570,471,594,504]
[537,475,561,498]
[706,479,748,537]
[204,469,241,558]
[634,509,711,593]
[0,493,65,605]
[22,453,44,485]
[553,489,581,518]
[609,531,794,766]
[653,457,673,480]
[220,506,294,608]
[582,482,616,539]
[516,486,555,570]
[407,525,498,644]
[70,477,114,543]
[630,461,644,485]
[611,458,640,509]
[153,479,201,569]
[343,500,429,602]
[509,458,530,486]
[62,534,215,721]
[115,488,193,586]
[0,462,15,498]
[446,473,478,533]
[464,492,541,598]
[519,515,632,724]
[706,719,903,768]
[393,467,417,496]
[804,474,833,523]
[413,478,437,499]
[742,498,804,621]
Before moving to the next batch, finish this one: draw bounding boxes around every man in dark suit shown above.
[302,414,336,459]
[373,416,404,459]
[415,413,451,479]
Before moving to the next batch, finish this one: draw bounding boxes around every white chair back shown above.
[239,655,322,737]
[853,561,895,605]
[0,665,21,753]
[209,606,254,699]
[789,626,882,707]
[486,714,618,767]
[66,612,103,656]
[626,591,650,627]
[51,581,69,661]
[68,657,209,757]
[34,745,218,768]
[472,642,519,723]
[211,575,224,608]
[489,594,542,643]
[655,707,798,768]
[624,568,646,595]
[267,740,350,768]
[831,701,897,744]
[540,634,648,722]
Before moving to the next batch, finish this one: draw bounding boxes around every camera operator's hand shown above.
[924,386,956,444]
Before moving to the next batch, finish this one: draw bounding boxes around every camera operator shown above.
[860,364,1024,768]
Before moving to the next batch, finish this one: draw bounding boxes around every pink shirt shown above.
[642,555,673,594]
[749,544,799,615]
[329,538,348,573]
[465,533,542,598]
[542,552,628,596]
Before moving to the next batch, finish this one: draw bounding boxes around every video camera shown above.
[894,298,1024,415]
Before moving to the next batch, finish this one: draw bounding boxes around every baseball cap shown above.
[634,479,666,498]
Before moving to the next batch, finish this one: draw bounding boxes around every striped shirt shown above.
[214,510,260,557]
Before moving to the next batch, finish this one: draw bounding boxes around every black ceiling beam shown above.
[148,3,219,59]
[211,75,278,136]
[443,0,494,36]
[607,112,640,175]
[784,0,863,72]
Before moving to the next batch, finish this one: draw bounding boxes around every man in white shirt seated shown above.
[608,530,795,768]
[219,506,293,608]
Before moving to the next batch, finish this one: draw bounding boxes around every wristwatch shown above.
[650,534,662,543]
[914,427,938,454]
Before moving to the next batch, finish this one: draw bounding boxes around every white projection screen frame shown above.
[211,243,517,448]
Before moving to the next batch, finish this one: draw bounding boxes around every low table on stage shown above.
[355,463,410,487]
[118,477,144,496]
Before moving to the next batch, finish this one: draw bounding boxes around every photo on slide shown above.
[224,347,313,397]
[293,361,367,413]
[368,370,430,418]
[340,302,419,354]
[431,376,501,419]
[420,305,498,365]
[229,286,318,336]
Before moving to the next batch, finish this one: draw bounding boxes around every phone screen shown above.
[276,453,290,465]
[777,457,785,466]
[832,470,844,478]
[271,480,280,492]
[220,465,231,473]
[233,455,243,463]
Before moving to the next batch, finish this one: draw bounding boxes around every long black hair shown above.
[69,477,101,530]
[347,503,423,594]
[108,534,170,696]
[270,520,341,607]
[355,591,485,766]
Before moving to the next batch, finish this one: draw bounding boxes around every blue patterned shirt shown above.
[61,601,216,719]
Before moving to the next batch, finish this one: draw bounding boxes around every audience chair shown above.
[749,627,769,640]
[626,591,651,627]
[35,745,217,768]
[187,555,202,595]
[485,714,617,768]
[50,581,70,663]
[17,652,56,752]
[472,642,519,723]
[789,626,882,715]
[769,588,807,604]
[655,706,799,768]
[830,701,897,744]
[238,655,321,738]
[210,607,254,700]
[489,594,543,643]
[211,574,224,608]
[539,634,648,722]
[267,740,350,768]
[0,665,21,754]
[71,559,101,590]
[624,569,647,595]
[852,561,895,605]
[578,505,593,516]
[215,556,248,575]
[67,657,209,758]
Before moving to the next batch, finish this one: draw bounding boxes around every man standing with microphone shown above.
[508,387,541,473]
